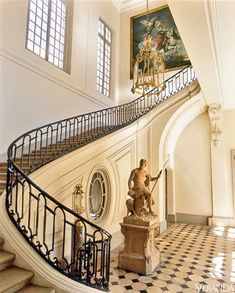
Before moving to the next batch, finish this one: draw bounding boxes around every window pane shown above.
[26,0,68,71]
[26,0,49,57]
[97,19,112,97]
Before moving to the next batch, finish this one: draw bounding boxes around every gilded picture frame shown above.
[130,5,191,78]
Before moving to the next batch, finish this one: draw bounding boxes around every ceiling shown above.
[112,0,153,12]
[114,0,235,109]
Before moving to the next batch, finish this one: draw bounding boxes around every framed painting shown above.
[130,5,191,78]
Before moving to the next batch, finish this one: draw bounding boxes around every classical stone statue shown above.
[126,159,162,217]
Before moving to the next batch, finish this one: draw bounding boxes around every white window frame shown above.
[96,18,112,97]
[26,0,72,73]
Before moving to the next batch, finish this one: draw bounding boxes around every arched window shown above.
[26,0,72,72]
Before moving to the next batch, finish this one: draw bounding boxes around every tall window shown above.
[26,0,69,71]
[97,19,112,97]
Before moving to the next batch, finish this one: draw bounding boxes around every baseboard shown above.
[167,214,176,223]
[175,213,209,225]
[212,216,235,226]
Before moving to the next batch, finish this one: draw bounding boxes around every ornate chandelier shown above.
[131,0,166,95]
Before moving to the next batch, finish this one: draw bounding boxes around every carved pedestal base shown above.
[118,216,160,275]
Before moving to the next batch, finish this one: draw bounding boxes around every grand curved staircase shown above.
[0,66,196,292]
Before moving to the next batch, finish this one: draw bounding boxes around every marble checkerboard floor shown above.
[109,223,235,293]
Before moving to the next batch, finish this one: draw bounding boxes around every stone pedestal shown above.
[118,216,160,275]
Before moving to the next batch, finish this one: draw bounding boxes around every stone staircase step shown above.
[0,250,16,271]
[13,160,38,166]
[0,266,34,293]
[16,284,55,293]
[0,238,4,251]
[0,162,7,168]
[0,167,7,173]
[0,182,6,188]
[0,173,7,180]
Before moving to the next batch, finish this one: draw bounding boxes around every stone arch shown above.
[158,92,207,225]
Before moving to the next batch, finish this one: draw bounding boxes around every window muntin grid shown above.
[89,172,107,221]
[26,0,67,70]
[97,19,112,97]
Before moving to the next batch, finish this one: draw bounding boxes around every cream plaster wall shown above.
[222,110,235,214]
[212,109,235,226]
[174,113,212,217]
[174,109,235,224]
[0,0,120,158]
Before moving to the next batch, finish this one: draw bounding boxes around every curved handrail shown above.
[6,65,196,291]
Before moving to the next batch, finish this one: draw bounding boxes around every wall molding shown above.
[0,47,113,108]
[108,141,136,223]
[204,0,224,106]
[46,175,84,208]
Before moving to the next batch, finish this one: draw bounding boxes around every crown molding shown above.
[112,0,160,13]
[112,0,122,12]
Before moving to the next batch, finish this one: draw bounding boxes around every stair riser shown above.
[17,286,55,293]
[0,240,4,251]
[3,276,33,293]
[0,174,7,180]
[0,259,15,272]
[0,163,7,168]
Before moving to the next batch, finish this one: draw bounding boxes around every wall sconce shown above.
[72,183,85,215]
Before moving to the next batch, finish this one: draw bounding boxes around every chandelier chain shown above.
[146,0,149,29]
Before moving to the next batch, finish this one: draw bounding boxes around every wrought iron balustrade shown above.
[6,65,196,291]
